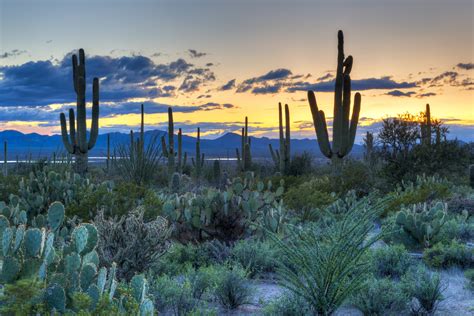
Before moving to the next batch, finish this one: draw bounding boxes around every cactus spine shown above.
[236,117,252,171]
[269,103,291,174]
[161,107,175,176]
[59,49,99,174]
[192,128,205,178]
[307,31,361,170]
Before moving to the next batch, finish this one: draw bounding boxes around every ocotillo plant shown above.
[236,117,252,171]
[161,107,175,176]
[213,159,221,186]
[177,128,187,173]
[307,31,361,170]
[192,127,205,178]
[421,103,432,146]
[269,103,291,174]
[59,49,99,174]
[140,103,145,152]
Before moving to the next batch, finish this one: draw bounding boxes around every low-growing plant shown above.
[465,269,474,289]
[268,196,390,315]
[263,292,312,316]
[371,244,412,279]
[231,239,276,278]
[351,277,408,316]
[94,208,172,281]
[0,278,46,314]
[152,274,197,315]
[394,202,447,249]
[401,265,446,315]
[423,240,474,269]
[214,265,253,310]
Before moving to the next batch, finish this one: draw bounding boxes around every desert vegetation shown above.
[0,30,472,316]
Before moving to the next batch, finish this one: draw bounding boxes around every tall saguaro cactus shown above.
[192,127,205,178]
[269,103,291,174]
[60,49,99,174]
[307,30,361,170]
[161,107,175,176]
[236,117,252,171]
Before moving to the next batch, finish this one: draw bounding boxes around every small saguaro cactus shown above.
[192,127,205,178]
[3,141,7,177]
[60,49,99,174]
[421,103,432,146]
[177,128,187,173]
[363,131,374,163]
[269,103,291,174]
[236,117,252,171]
[161,107,175,176]
[307,31,361,170]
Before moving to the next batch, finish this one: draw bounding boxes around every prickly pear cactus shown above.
[395,202,447,248]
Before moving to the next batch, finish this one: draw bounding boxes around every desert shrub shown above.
[401,265,446,315]
[438,212,474,242]
[284,178,336,221]
[214,265,253,309]
[263,292,312,315]
[197,239,232,265]
[447,195,474,217]
[384,175,452,216]
[288,151,313,176]
[268,196,388,315]
[351,277,408,316]
[0,174,20,202]
[186,265,221,300]
[423,240,474,269]
[337,159,374,196]
[465,269,474,289]
[231,239,276,278]
[113,134,162,185]
[95,208,172,281]
[152,275,198,315]
[0,279,46,314]
[371,244,412,279]
[390,202,448,249]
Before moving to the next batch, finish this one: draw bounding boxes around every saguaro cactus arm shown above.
[88,77,100,150]
[308,91,332,158]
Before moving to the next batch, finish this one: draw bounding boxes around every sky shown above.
[0,0,473,142]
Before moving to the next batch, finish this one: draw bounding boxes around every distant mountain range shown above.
[0,130,364,159]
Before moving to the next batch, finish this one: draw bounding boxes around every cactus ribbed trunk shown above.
[307,30,361,173]
[59,49,99,175]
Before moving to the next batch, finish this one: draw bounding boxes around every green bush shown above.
[152,275,197,315]
[263,292,312,316]
[465,269,474,289]
[384,175,452,216]
[0,174,20,202]
[401,265,446,315]
[371,245,412,279]
[231,239,276,278]
[423,240,474,269]
[214,265,253,310]
[284,178,335,221]
[0,279,46,314]
[351,277,408,316]
[268,196,388,315]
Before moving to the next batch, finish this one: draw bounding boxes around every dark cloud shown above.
[316,73,334,81]
[242,68,292,85]
[417,92,437,98]
[286,76,417,92]
[456,63,474,70]
[188,49,207,58]
[386,90,416,97]
[197,94,212,99]
[252,84,282,95]
[0,49,27,59]
[219,79,236,91]
[0,52,216,106]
